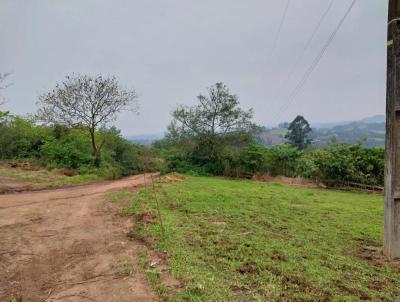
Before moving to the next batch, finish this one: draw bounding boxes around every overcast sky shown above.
[0,0,388,135]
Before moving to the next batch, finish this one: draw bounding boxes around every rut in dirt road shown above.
[0,173,168,302]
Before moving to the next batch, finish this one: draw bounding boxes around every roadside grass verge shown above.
[106,191,137,203]
[122,175,400,301]
[0,167,102,192]
[138,247,169,300]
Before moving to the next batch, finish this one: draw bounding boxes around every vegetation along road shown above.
[0,173,179,302]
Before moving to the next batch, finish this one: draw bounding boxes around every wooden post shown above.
[384,0,400,259]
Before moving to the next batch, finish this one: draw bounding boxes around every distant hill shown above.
[359,115,385,124]
[311,115,385,129]
[127,115,386,148]
[126,133,164,145]
[311,121,385,148]
[259,115,385,148]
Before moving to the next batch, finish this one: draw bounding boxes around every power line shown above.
[268,0,291,60]
[280,0,335,89]
[273,0,357,125]
[276,0,357,122]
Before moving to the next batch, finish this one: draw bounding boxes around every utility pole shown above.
[385,0,400,259]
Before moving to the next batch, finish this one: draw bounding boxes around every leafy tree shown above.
[168,83,256,167]
[36,74,138,164]
[285,115,312,149]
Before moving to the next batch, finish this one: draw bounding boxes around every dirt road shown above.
[0,174,159,302]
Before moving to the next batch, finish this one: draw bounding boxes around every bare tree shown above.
[37,74,138,164]
[0,72,11,105]
[0,73,11,123]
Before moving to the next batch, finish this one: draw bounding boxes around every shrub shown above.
[40,132,92,169]
[158,140,384,186]
[0,116,50,159]
[0,116,151,179]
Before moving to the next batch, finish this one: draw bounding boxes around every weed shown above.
[106,191,135,203]
[138,246,149,269]
[115,256,135,277]
[0,167,101,192]
[137,246,169,299]
[10,295,21,302]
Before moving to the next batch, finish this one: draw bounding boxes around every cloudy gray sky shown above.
[0,0,388,135]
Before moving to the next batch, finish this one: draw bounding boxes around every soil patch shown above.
[0,173,174,302]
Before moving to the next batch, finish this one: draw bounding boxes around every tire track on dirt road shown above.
[0,173,170,302]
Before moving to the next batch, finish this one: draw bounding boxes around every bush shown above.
[0,116,153,179]
[158,139,384,186]
[0,116,50,159]
[235,145,272,176]
[299,145,384,186]
[40,131,92,169]
[269,145,302,177]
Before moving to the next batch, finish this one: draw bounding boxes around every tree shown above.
[285,115,312,149]
[0,72,11,101]
[169,83,254,146]
[37,74,138,164]
[0,72,11,122]
[168,83,256,159]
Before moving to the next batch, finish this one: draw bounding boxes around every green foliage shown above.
[102,128,145,177]
[285,115,312,149]
[0,110,9,123]
[298,144,384,185]
[0,166,101,192]
[36,74,138,165]
[237,144,273,175]
[157,137,384,186]
[0,115,153,179]
[0,116,50,159]
[160,140,385,186]
[163,83,258,175]
[269,144,302,177]
[125,176,396,301]
[259,118,386,148]
[40,130,92,169]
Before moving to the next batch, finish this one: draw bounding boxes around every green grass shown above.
[114,256,135,277]
[0,167,102,191]
[106,191,136,203]
[138,247,169,299]
[123,175,400,302]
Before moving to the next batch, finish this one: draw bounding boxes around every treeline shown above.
[0,74,158,178]
[235,144,383,186]
[0,115,158,178]
[153,83,384,187]
[155,142,384,187]
[0,75,385,187]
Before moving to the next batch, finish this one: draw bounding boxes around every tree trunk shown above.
[89,128,101,167]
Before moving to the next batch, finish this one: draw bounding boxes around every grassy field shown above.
[121,175,400,302]
[0,166,102,193]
